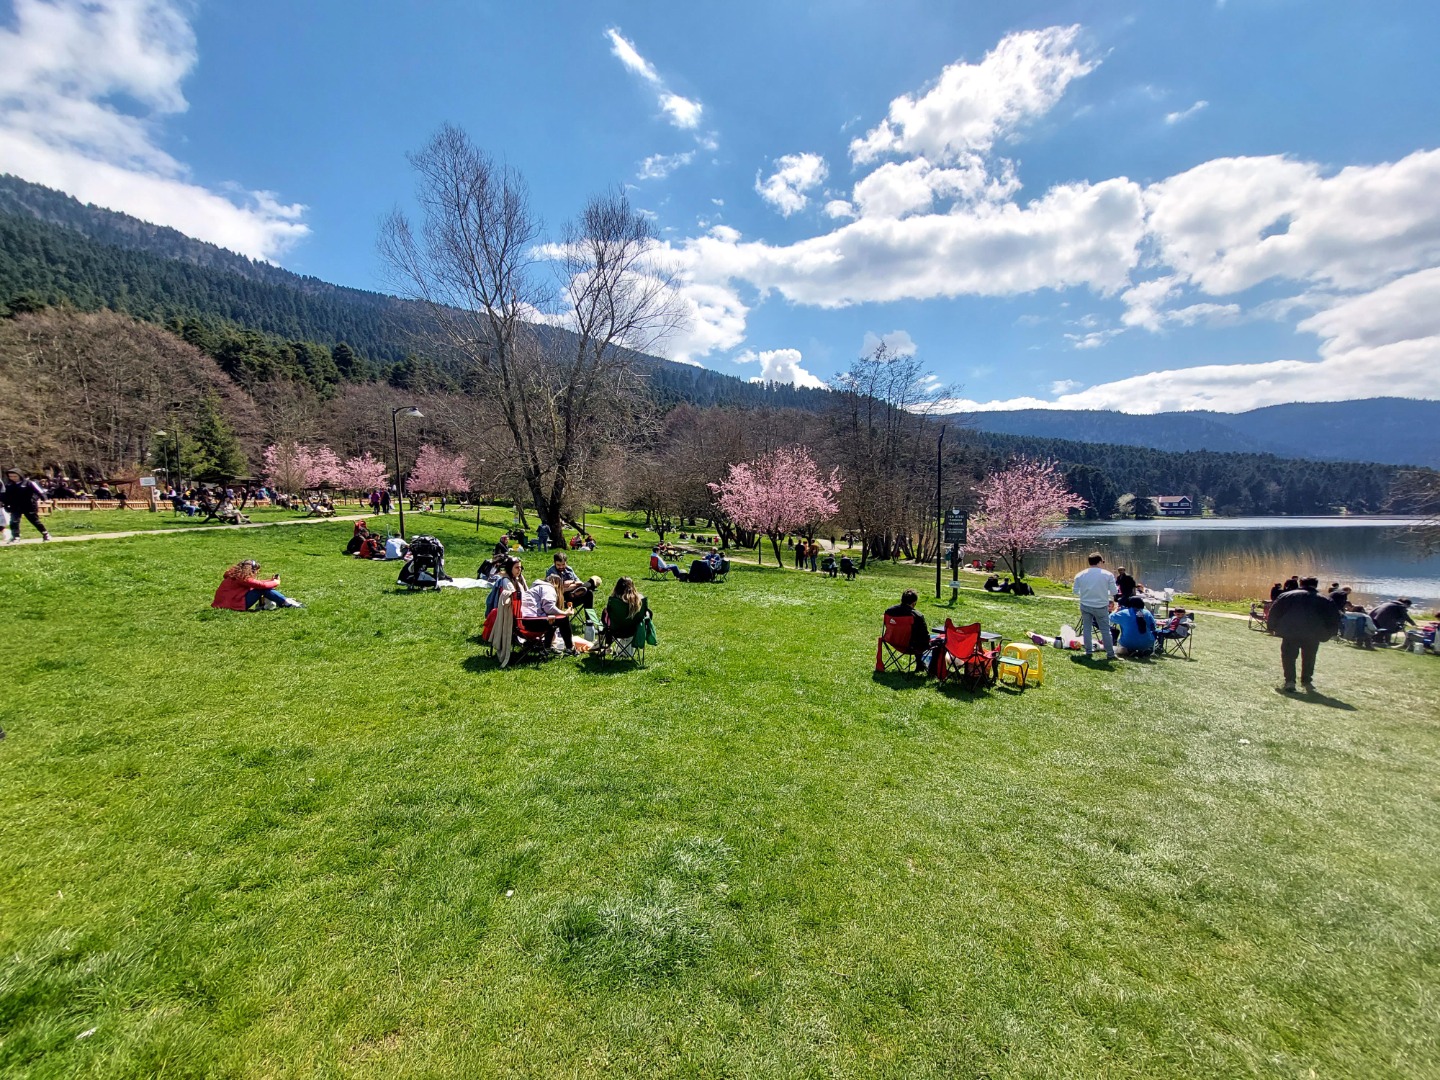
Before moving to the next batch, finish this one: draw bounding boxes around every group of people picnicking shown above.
[480,551,652,668]
[1261,576,1435,692]
[195,509,1435,691]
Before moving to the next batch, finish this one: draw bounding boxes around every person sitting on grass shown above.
[1109,596,1157,657]
[840,555,858,581]
[345,520,372,555]
[602,576,651,646]
[211,560,303,611]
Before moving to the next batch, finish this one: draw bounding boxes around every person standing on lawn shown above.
[1267,576,1342,692]
[1072,552,1117,660]
[3,469,51,542]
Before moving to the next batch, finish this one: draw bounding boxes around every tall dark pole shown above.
[935,424,946,600]
[391,405,422,540]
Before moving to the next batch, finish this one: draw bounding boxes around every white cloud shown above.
[1050,379,1083,394]
[1296,266,1440,357]
[676,176,1146,309]
[823,199,856,220]
[1164,99,1208,124]
[755,152,827,216]
[637,151,694,180]
[0,0,307,261]
[850,26,1095,164]
[658,280,749,365]
[1144,149,1440,296]
[1065,328,1122,349]
[936,271,1440,413]
[660,93,703,130]
[861,329,917,357]
[850,155,1021,219]
[605,27,661,83]
[735,347,828,389]
[605,28,703,131]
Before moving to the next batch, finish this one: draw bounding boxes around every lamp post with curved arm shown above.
[391,405,423,539]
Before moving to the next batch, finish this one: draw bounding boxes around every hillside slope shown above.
[968,399,1440,469]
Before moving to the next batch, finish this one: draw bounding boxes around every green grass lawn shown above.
[36,506,340,536]
[2,510,1437,1078]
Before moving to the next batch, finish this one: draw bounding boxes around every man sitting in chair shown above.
[650,544,686,579]
[884,589,931,663]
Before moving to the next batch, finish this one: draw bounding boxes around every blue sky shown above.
[3,0,1439,412]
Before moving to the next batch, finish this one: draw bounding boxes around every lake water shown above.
[1037,516,1440,608]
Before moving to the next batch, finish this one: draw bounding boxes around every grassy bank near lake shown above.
[2,511,1437,1078]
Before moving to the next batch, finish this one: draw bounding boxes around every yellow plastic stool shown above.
[1000,642,1044,686]
[996,655,1028,688]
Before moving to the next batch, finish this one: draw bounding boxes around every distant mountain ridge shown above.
[966,399,1440,469]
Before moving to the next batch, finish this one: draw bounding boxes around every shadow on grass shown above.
[576,655,638,677]
[870,670,928,691]
[1274,687,1357,710]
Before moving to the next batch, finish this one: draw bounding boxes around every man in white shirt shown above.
[1072,552,1118,660]
[521,575,576,652]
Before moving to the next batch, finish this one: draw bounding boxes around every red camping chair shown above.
[876,613,924,673]
[939,620,998,690]
[511,592,555,658]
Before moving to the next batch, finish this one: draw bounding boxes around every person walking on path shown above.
[3,469,51,543]
[1268,576,1342,692]
[1072,552,1117,660]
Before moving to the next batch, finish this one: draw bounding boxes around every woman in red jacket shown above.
[212,560,303,610]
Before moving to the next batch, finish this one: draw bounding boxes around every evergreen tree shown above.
[191,394,249,481]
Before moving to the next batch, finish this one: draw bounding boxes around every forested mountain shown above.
[964,431,1403,517]
[0,174,829,411]
[968,399,1440,469]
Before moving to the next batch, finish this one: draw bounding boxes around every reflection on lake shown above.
[1034,517,1440,607]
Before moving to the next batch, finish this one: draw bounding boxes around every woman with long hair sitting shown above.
[602,576,651,644]
[212,560,303,611]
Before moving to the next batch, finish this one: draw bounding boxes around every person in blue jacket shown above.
[1109,596,1157,657]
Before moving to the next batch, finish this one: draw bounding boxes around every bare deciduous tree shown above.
[828,343,963,567]
[380,123,686,535]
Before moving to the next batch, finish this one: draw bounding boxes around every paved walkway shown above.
[6,513,369,546]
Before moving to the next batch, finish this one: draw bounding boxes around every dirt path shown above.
[5,513,369,546]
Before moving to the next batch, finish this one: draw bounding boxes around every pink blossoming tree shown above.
[409,444,469,508]
[306,445,343,489]
[264,442,346,494]
[966,458,1087,580]
[711,445,841,565]
[262,441,314,494]
[339,453,389,495]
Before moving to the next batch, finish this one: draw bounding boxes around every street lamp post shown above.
[935,424,946,600]
[391,405,423,539]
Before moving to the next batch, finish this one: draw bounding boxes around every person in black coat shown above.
[1369,599,1415,636]
[1267,576,1343,692]
[3,469,51,542]
[884,589,930,657]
